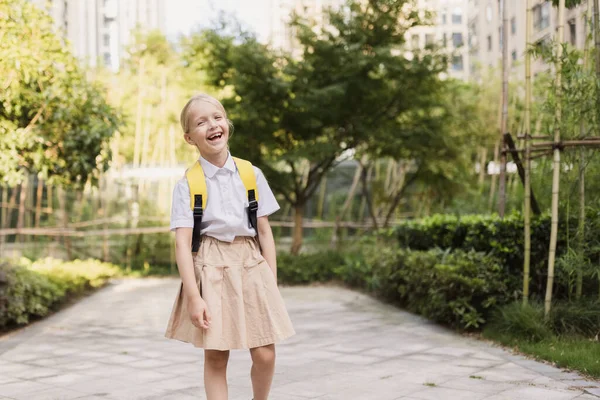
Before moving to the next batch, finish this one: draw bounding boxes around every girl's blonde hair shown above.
[180,93,234,135]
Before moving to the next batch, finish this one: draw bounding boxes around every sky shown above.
[165,0,272,42]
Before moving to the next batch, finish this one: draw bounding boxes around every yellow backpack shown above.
[186,157,259,252]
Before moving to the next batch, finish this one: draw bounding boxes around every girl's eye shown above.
[215,116,222,120]
[198,121,205,126]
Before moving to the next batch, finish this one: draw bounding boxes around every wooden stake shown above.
[545,0,565,319]
[16,179,28,244]
[35,177,43,228]
[523,0,533,305]
[498,0,509,218]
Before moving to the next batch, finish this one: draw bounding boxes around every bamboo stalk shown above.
[0,186,8,254]
[498,0,509,218]
[57,186,72,259]
[478,147,488,186]
[545,0,566,319]
[35,178,43,228]
[594,0,600,94]
[576,0,594,300]
[489,140,500,211]
[16,179,28,244]
[530,150,554,160]
[133,58,145,168]
[517,135,551,139]
[524,0,533,305]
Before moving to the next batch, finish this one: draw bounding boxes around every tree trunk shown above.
[478,147,488,187]
[16,178,28,243]
[498,0,509,218]
[330,158,363,248]
[0,186,11,254]
[57,187,71,259]
[317,176,327,219]
[290,202,305,255]
[523,0,533,305]
[361,162,378,229]
[35,177,43,228]
[545,0,565,318]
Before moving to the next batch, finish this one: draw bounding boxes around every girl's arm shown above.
[257,215,277,282]
[175,227,211,329]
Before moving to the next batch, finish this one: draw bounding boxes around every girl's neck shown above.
[202,150,228,168]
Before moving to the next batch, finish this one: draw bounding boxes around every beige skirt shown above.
[164,235,295,350]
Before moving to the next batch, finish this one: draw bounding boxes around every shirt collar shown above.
[198,152,236,178]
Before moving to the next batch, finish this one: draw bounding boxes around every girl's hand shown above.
[188,297,211,330]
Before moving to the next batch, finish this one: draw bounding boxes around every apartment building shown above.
[28,0,166,71]
[408,0,471,80]
[468,0,590,81]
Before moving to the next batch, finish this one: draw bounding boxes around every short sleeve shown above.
[254,167,280,218]
[170,177,194,231]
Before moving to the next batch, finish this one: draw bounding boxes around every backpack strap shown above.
[232,157,260,245]
[186,161,207,253]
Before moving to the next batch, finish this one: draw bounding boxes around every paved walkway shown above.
[0,278,599,400]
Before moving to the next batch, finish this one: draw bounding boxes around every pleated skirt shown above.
[164,235,296,350]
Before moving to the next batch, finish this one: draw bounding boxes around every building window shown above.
[452,7,462,24]
[452,32,463,47]
[443,33,447,47]
[511,50,517,62]
[411,34,420,48]
[533,2,550,32]
[511,17,516,35]
[452,55,464,71]
[441,11,447,24]
[425,34,434,47]
[103,53,111,67]
[103,34,110,47]
[486,5,492,22]
[487,35,492,51]
[568,19,576,46]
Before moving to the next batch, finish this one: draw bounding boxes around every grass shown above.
[484,331,600,379]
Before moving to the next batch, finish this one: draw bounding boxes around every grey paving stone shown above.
[0,278,597,400]
[484,386,583,400]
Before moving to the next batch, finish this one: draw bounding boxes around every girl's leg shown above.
[249,344,276,400]
[204,349,230,400]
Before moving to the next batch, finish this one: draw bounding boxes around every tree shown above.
[0,0,119,187]
[183,0,448,253]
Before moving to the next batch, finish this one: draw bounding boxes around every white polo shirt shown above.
[170,153,280,242]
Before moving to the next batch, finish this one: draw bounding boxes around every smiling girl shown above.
[165,94,295,400]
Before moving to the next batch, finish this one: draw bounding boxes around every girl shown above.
[165,94,296,400]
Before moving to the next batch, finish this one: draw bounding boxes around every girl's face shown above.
[184,100,229,157]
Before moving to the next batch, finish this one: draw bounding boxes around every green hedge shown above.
[0,258,120,329]
[278,240,510,330]
[393,212,600,299]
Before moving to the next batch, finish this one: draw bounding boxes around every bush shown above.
[0,258,120,329]
[549,300,600,337]
[367,247,510,330]
[486,299,600,342]
[485,301,553,342]
[0,262,65,327]
[393,212,600,299]
[278,240,510,330]
[277,251,344,284]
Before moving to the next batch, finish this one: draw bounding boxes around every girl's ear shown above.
[184,133,195,146]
